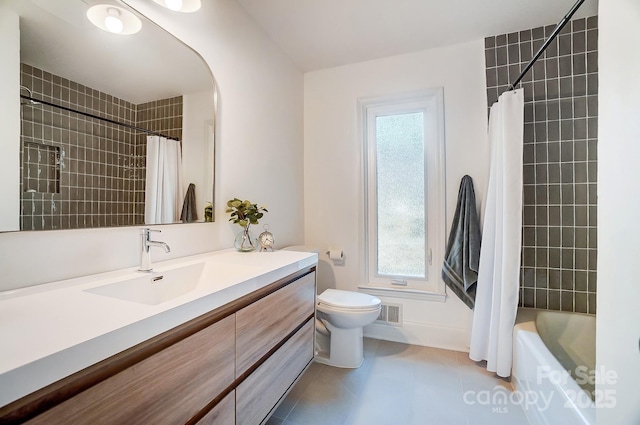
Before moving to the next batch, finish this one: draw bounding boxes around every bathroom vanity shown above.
[0,250,317,425]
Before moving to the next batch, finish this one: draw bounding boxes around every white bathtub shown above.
[512,308,596,425]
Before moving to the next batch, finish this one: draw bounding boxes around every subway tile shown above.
[534,102,547,122]
[560,291,574,311]
[586,51,598,74]
[524,185,536,205]
[523,288,535,307]
[548,269,561,289]
[549,227,562,247]
[588,161,598,182]
[536,289,548,309]
[535,184,548,204]
[536,248,549,269]
[533,81,546,100]
[547,121,560,142]
[559,77,573,98]
[549,206,561,226]
[572,31,586,53]
[561,269,575,289]
[575,292,588,313]
[575,227,588,248]
[536,206,548,225]
[496,46,508,66]
[560,119,574,139]
[523,267,535,287]
[508,44,520,63]
[520,42,533,62]
[587,95,598,117]
[536,226,549,246]
[549,290,561,310]
[588,117,598,138]
[558,34,572,56]
[548,164,561,184]
[588,270,597,292]
[535,163,548,183]
[548,141,560,162]
[532,26,545,40]
[575,183,588,205]
[588,293,597,314]
[573,98,587,118]
[546,79,559,99]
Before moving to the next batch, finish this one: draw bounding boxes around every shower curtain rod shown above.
[20,94,180,141]
[506,0,585,92]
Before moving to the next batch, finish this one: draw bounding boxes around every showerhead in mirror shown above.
[19,86,40,106]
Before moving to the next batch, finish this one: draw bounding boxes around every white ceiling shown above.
[237,0,599,72]
[8,0,213,104]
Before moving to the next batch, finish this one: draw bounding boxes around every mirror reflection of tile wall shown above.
[485,17,598,314]
[19,63,183,230]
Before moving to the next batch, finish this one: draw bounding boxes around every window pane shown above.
[375,112,425,278]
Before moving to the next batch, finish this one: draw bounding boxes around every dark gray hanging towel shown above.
[181,183,197,223]
[442,175,481,309]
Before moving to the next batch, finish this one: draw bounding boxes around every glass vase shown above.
[234,224,258,252]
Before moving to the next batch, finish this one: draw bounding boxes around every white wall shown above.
[182,89,216,220]
[597,0,640,423]
[0,0,304,291]
[304,40,489,351]
[0,8,20,232]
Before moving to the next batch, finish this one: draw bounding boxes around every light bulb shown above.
[104,8,123,33]
[164,0,183,11]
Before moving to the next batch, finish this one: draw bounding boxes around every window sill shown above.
[358,285,446,302]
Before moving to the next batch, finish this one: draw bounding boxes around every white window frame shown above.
[359,89,446,300]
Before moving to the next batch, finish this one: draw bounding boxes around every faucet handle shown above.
[140,228,161,238]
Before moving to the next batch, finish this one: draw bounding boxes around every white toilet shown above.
[316,289,381,368]
[283,246,382,368]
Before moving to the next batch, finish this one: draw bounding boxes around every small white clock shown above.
[258,225,275,252]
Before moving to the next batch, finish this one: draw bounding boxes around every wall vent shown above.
[376,303,402,326]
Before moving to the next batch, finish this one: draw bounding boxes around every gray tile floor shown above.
[267,338,530,425]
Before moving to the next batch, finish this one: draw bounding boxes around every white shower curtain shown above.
[144,135,184,224]
[469,89,524,377]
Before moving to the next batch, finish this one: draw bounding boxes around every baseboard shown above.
[363,321,470,353]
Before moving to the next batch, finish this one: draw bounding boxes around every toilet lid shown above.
[318,289,381,311]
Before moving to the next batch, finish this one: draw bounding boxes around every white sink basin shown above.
[85,263,205,306]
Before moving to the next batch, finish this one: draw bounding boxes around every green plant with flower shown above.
[225,198,268,228]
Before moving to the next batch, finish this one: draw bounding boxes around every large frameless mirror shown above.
[0,0,216,232]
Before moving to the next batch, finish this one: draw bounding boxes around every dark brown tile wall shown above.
[484,16,598,314]
[19,64,182,230]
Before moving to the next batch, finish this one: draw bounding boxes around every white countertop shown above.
[0,249,317,407]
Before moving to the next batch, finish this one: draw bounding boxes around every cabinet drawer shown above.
[236,319,314,425]
[235,272,315,377]
[27,315,236,425]
[196,390,235,425]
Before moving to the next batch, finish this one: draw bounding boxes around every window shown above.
[361,89,446,297]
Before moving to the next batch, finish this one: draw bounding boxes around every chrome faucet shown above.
[139,228,171,272]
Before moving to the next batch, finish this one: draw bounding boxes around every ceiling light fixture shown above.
[152,0,201,13]
[164,0,183,11]
[104,8,124,33]
[87,5,142,35]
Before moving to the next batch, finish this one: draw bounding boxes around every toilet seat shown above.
[317,289,381,312]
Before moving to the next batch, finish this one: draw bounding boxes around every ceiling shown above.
[8,0,212,104]
[237,0,599,72]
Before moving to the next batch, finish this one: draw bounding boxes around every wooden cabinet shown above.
[26,315,236,425]
[237,319,314,425]
[236,272,315,377]
[2,268,316,425]
[196,391,235,425]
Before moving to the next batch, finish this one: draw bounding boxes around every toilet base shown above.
[315,325,365,368]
